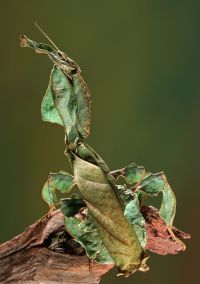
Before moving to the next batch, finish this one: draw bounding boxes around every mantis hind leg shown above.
[111,164,176,226]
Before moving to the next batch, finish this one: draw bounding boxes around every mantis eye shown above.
[71,68,77,75]
[57,52,62,58]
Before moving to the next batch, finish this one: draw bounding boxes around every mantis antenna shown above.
[34,22,61,52]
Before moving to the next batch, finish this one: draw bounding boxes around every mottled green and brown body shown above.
[72,153,144,275]
[20,35,147,274]
[20,32,187,277]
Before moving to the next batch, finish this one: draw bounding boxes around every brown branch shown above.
[0,206,190,283]
[0,210,113,283]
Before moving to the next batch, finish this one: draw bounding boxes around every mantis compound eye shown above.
[71,68,77,75]
[58,51,67,58]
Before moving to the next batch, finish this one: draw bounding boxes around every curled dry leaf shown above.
[141,206,191,255]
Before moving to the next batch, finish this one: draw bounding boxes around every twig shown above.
[0,210,113,283]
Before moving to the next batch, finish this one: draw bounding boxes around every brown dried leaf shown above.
[141,206,191,255]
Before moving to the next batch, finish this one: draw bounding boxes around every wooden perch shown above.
[0,206,190,283]
[0,210,113,283]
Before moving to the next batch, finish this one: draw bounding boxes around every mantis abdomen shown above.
[73,155,144,274]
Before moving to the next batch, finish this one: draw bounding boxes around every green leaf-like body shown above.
[20,34,182,276]
[42,170,75,207]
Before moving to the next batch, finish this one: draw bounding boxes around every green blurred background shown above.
[0,1,198,283]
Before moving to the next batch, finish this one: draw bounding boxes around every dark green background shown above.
[0,1,198,283]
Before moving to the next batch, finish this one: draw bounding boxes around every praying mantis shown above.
[20,25,187,277]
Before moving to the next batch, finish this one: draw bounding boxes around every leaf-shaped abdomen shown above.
[73,155,146,276]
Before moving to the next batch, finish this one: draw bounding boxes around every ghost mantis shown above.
[20,24,188,277]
